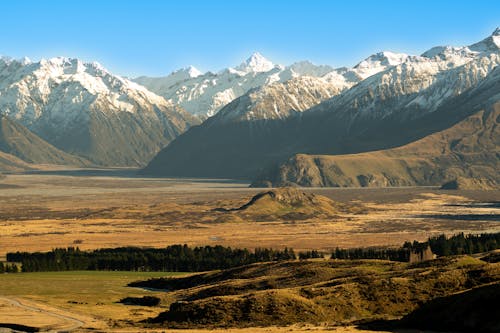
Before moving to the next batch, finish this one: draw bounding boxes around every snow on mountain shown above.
[469,27,500,53]
[0,56,198,166]
[0,56,171,122]
[134,53,287,118]
[312,28,500,123]
[214,76,344,124]
[134,47,418,119]
[422,28,500,61]
[352,51,410,79]
[134,65,203,96]
[235,52,276,74]
[142,28,500,180]
[134,52,391,118]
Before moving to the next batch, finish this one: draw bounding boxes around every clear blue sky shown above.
[1,0,499,77]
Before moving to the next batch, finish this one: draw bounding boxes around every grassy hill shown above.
[130,255,500,329]
[214,187,358,221]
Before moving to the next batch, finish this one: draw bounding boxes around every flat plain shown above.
[0,170,498,258]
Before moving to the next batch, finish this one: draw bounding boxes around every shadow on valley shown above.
[20,168,249,184]
[416,213,500,221]
[0,323,40,332]
[357,283,500,333]
[445,201,500,209]
[21,168,141,178]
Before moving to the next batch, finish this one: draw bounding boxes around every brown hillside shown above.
[253,105,500,188]
[132,256,500,328]
[440,176,497,190]
[0,150,34,172]
[0,115,90,168]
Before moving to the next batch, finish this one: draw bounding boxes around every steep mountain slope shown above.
[143,29,500,180]
[0,115,89,168]
[134,52,405,118]
[214,76,346,123]
[252,103,500,187]
[142,76,344,177]
[0,57,199,166]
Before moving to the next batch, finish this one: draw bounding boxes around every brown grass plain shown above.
[0,171,499,259]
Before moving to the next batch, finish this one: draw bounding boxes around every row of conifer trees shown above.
[330,232,500,261]
[4,232,499,273]
[6,245,297,272]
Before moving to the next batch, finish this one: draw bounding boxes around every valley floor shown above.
[0,170,498,259]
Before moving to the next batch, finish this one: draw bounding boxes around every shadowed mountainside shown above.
[0,115,90,170]
[252,104,500,188]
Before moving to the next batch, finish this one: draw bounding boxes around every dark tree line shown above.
[298,250,324,260]
[331,247,411,262]
[426,232,500,256]
[331,232,500,262]
[6,245,296,273]
[5,233,499,272]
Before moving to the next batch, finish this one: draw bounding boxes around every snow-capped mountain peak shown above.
[287,61,334,77]
[20,56,32,65]
[353,51,409,79]
[185,65,203,78]
[421,46,476,59]
[169,65,203,79]
[0,55,198,167]
[235,52,275,73]
[421,28,500,60]
[468,28,500,53]
[1,55,32,66]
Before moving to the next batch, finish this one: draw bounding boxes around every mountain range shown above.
[1,28,499,188]
[134,51,407,119]
[143,28,500,187]
[0,56,198,167]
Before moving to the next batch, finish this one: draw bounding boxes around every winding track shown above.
[0,296,85,332]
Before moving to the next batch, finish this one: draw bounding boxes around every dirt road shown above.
[0,296,85,332]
